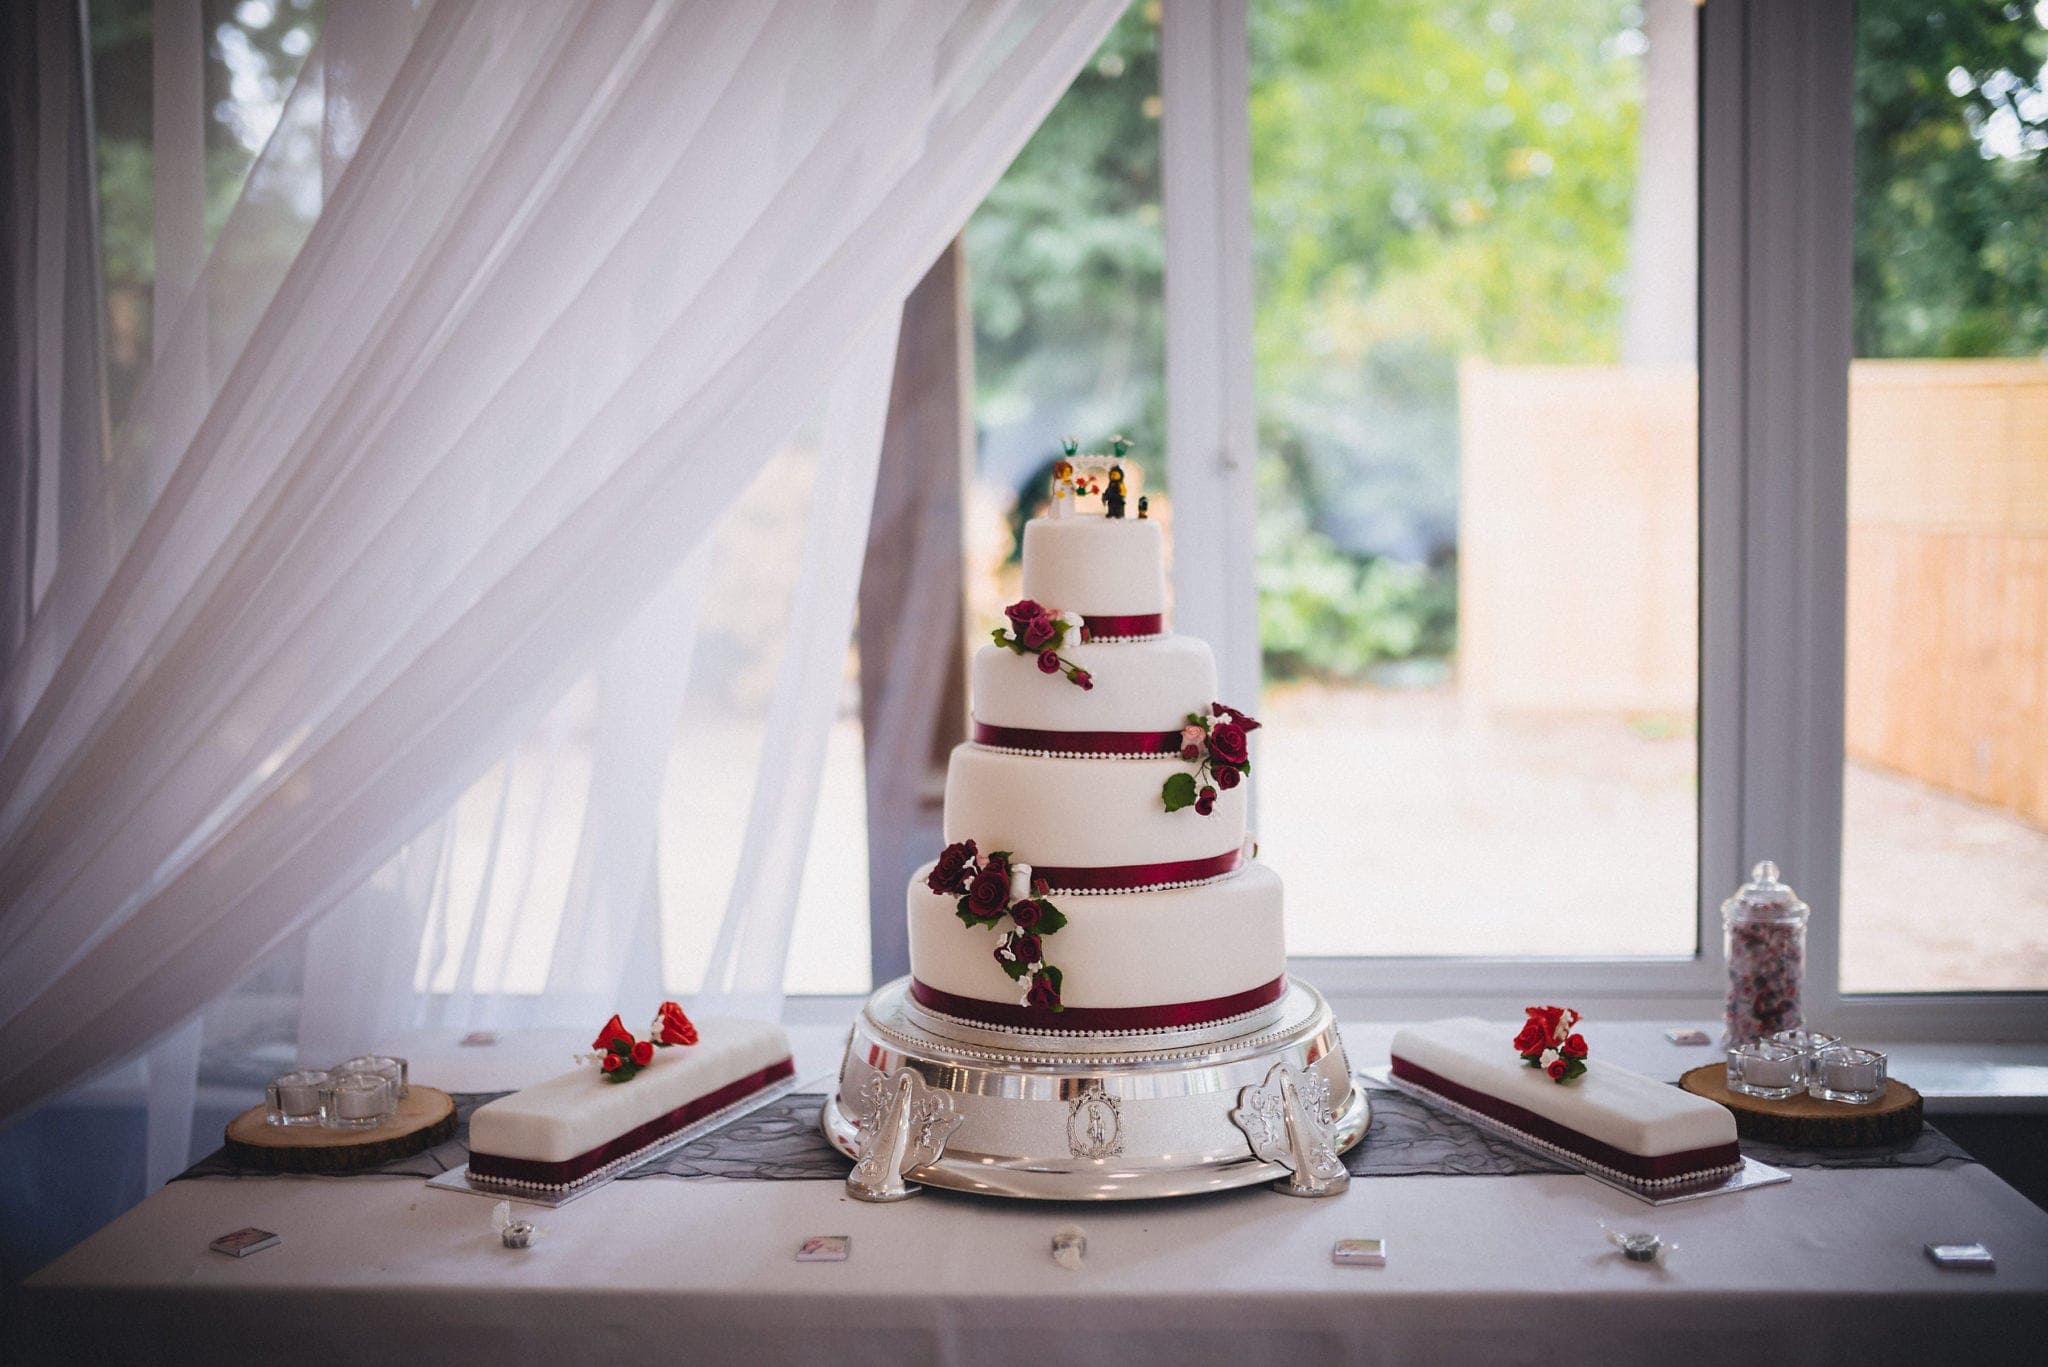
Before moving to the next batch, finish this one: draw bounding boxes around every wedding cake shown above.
[467,1006,793,1195]
[907,448,1284,1035]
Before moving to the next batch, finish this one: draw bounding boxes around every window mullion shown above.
[1702,0,1855,1027]
[1159,0,1260,711]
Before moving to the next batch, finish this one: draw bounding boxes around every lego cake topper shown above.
[1046,436,1143,520]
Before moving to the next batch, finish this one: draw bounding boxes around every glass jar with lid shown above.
[1722,860,1809,1045]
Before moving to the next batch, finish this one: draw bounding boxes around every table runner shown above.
[174,1086,1974,1185]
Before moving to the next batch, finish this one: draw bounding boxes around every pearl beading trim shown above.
[873,990,1318,1068]
[907,996,1286,1043]
[1386,1076,1744,1192]
[1049,866,1244,896]
[1083,632,1166,644]
[971,741,1176,761]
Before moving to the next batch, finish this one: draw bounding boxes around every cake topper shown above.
[1514,1005,1588,1084]
[1137,495,1149,519]
[1045,436,1141,519]
[1102,465,1128,519]
[585,1001,699,1083]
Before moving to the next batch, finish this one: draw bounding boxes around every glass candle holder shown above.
[319,1072,396,1130]
[265,1068,331,1127]
[1769,1027,1842,1097]
[1725,1039,1805,1100]
[1811,1046,1888,1105]
[333,1054,408,1099]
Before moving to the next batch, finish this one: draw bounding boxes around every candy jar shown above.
[1721,860,1809,1045]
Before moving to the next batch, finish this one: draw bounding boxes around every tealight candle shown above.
[333,1054,408,1099]
[1725,1039,1804,1100]
[320,1072,395,1130]
[265,1069,330,1127]
[1811,1046,1888,1105]
[1768,1027,1842,1098]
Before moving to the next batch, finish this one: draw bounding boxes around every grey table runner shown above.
[175,1085,1973,1184]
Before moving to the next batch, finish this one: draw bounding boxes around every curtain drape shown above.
[0,0,1123,1134]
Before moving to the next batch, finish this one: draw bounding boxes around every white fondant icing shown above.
[908,860,1286,1009]
[971,634,1217,735]
[467,1017,791,1164]
[1389,1018,1737,1158]
[943,743,1246,869]
[1021,516,1166,617]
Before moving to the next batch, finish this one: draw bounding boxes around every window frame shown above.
[1151,0,2048,1038]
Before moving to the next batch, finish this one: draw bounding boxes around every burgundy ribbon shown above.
[911,976,1286,1033]
[1082,612,1164,638]
[1388,1056,1742,1184]
[972,720,1182,756]
[1030,847,1242,892]
[468,1056,796,1188]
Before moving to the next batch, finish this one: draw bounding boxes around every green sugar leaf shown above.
[1161,771,1197,811]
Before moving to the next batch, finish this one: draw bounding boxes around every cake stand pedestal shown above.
[821,977,1366,1201]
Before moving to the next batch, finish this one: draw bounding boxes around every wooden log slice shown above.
[222,1086,458,1173]
[1679,1065,1923,1148]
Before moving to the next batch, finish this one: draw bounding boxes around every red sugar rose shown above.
[1037,650,1061,674]
[1208,721,1249,766]
[1004,599,1047,632]
[1547,1058,1568,1081]
[593,1014,631,1052]
[1008,898,1043,930]
[631,1040,654,1066]
[1011,933,1043,965]
[601,1052,624,1073]
[1027,974,1061,1010]
[967,867,1009,917]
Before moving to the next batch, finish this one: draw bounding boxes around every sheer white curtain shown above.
[0,0,1123,1142]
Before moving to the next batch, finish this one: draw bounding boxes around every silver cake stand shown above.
[821,977,1367,1201]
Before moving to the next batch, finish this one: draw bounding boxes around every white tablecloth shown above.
[21,1023,2048,1366]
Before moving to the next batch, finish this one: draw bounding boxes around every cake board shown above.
[427,1070,804,1209]
[1380,1071,1790,1206]
[821,976,1367,1201]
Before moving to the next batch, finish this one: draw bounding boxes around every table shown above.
[20,1022,2048,1366]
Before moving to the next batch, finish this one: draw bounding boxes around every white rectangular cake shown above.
[467,1017,793,1191]
[1390,1018,1739,1186]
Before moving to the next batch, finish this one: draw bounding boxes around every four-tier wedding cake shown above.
[908,447,1286,1036]
[822,440,1364,1201]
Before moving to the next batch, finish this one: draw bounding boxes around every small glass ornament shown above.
[1811,1046,1888,1105]
[319,1071,395,1130]
[265,1069,330,1127]
[332,1054,408,1099]
[1769,1027,1841,1097]
[1721,860,1809,1045]
[1725,1039,1806,1100]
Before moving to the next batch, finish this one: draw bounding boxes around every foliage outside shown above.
[968,0,2046,683]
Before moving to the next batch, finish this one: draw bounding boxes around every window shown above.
[948,0,2044,1033]
[1246,0,1701,959]
[1840,0,2048,994]
[964,5,1164,627]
